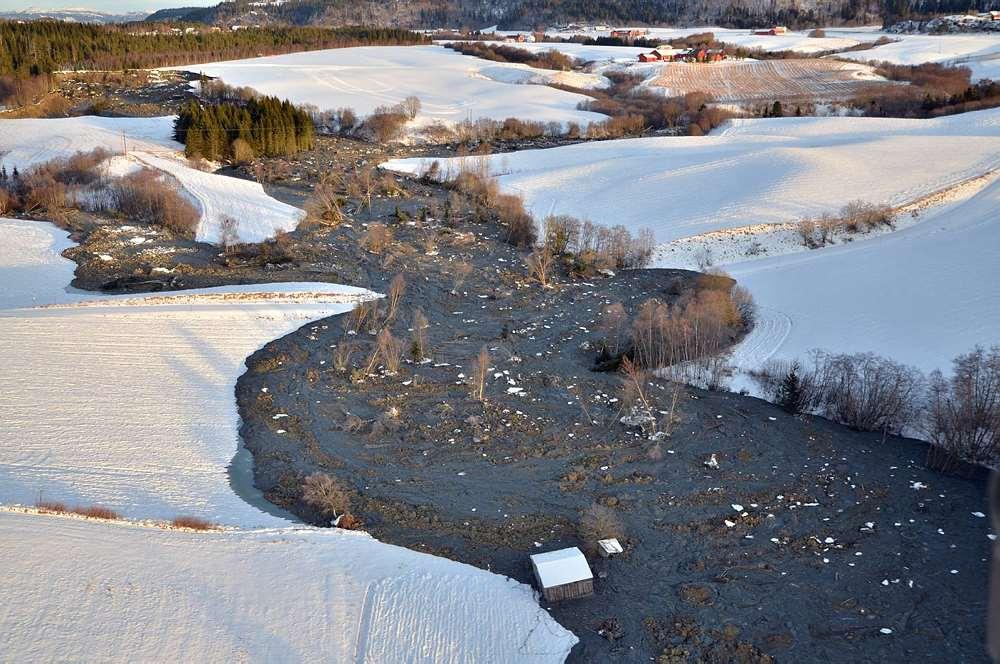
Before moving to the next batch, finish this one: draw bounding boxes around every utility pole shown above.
[122,130,128,157]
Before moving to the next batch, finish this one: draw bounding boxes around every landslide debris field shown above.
[43,133,992,664]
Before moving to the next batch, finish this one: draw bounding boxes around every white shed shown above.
[530,547,594,602]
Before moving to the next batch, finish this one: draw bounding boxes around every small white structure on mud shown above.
[530,547,594,602]
[597,538,624,558]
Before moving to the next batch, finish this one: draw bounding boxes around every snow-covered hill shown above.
[0,116,305,245]
[168,45,608,128]
[382,108,1000,244]
[727,171,1000,381]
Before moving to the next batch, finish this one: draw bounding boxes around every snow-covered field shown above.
[648,58,886,102]
[383,108,1000,244]
[170,45,607,127]
[0,218,374,524]
[0,510,575,662]
[0,116,304,244]
[0,217,577,661]
[0,115,179,169]
[726,172,1000,381]
[836,31,1000,81]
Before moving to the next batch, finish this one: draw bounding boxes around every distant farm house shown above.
[611,28,648,40]
[754,26,789,35]
[530,547,594,603]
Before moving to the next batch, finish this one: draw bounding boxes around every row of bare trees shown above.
[754,346,1000,470]
[797,200,895,248]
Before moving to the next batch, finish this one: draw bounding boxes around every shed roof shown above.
[530,547,593,588]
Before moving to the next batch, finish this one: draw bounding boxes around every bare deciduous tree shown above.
[301,472,351,523]
[525,247,556,287]
[385,274,406,321]
[471,345,490,402]
[925,345,1000,470]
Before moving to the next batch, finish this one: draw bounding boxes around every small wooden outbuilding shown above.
[530,547,594,603]
[638,52,660,63]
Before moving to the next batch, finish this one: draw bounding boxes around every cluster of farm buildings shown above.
[638,47,727,63]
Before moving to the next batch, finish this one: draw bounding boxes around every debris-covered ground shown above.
[44,133,992,663]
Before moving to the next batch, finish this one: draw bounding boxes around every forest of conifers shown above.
[0,22,427,77]
[173,97,315,161]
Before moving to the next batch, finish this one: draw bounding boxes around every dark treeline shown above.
[174,96,315,161]
[445,41,575,70]
[0,21,428,77]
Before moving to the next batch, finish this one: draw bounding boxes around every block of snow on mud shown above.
[597,538,624,558]
[530,546,594,603]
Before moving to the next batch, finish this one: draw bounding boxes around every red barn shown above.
[638,52,660,62]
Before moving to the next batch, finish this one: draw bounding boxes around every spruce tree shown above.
[776,364,806,414]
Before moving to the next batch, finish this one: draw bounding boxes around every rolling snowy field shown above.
[517,26,1000,81]
[171,45,607,127]
[727,172,1000,381]
[0,217,577,661]
[835,31,1000,81]
[383,108,1000,244]
[0,116,304,244]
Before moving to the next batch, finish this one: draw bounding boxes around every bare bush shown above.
[410,309,429,361]
[301,472,352,523]
[305,173,346,226]
[925,345,1000,470]
[578,503,625,553]
[525,247,556,287]
[811,351,925,435]
[841,200,894,233]
[333,341,355,372]
[376,328,404,374]
[492,193,534,247]
[111,168,199,237]
[172,516,217,530]
[231,138,255,164]
[362,223,393,254]
[363,104,410,143]
[346,299,378,334]
[797,218,818,248]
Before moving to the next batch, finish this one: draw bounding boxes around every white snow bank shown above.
[0,218,373,526]
[726,173,1000,380]
[0,116,305,245]
[168,45,607,126]
[0,511,577,662]
[382,108,1000,245]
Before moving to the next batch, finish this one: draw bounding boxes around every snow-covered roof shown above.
[530,547,593,588]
